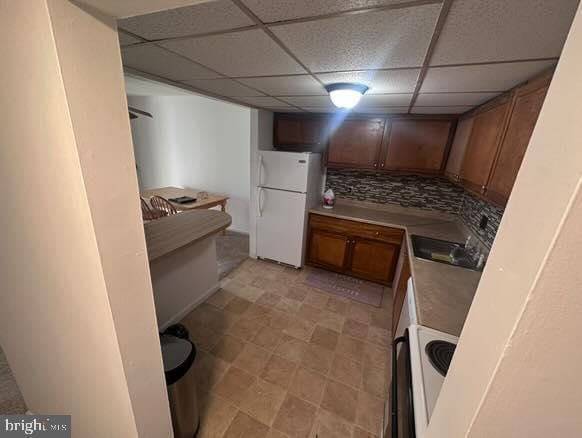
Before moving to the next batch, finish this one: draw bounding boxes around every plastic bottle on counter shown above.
[322,188,335,209]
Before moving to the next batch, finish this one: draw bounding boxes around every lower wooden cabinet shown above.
[306,213,403,285]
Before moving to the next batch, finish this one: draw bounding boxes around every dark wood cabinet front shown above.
[274,114,326,147]
[327,118,385,169]
[307,214,403,285]
[382,119,453,172]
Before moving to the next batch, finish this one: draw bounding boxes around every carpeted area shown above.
[216,230,250,279]
[0,345,26,414]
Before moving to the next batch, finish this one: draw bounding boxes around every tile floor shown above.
[182,258,393,438]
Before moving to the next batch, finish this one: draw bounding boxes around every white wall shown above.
[129,94,251,233]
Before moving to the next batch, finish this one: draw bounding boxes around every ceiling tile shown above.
[431,0,579,65]
[118,31,143,46]
[271,4,442,72]
[181,79,265,97]
[118,0,254,40]
[278,96,336,109]
[412,106,473,114]
[359,94,413,107]
[301,107,338,113]
[159,29,306,77]
[354,106,410,114]
[122,44,222,81]
[242,0,409,23]
[238,75,325,96]
[316,69,420,93]
[415,92,499,106]
[420,60,556,93]
[235,96,293,107]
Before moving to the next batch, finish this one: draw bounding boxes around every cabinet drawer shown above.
[310,213,404,245]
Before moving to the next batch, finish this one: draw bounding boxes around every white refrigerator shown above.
[256,151,323,268]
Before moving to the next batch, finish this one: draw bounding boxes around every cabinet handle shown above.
[375,231,380,236]
[373,163,378,168]
[381,163,385,168]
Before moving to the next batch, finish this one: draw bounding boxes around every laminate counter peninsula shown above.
[310,201,482,337]
[144,209,231,329]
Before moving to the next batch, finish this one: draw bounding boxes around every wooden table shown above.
[141,186,228,212]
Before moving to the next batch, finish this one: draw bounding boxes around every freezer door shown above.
[258,151,312,192]
[256,188,307,267]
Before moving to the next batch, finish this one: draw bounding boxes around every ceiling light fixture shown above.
[325,83,369,109]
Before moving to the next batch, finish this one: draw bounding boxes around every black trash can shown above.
[161,334,199,438]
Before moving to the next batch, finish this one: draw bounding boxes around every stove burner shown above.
[426,340,456,376]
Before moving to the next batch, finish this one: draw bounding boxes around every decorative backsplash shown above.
[325,168,504,248]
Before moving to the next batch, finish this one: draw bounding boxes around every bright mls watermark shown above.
[0,416,70,437]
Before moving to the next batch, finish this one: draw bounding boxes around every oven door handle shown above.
[391,336,407,438]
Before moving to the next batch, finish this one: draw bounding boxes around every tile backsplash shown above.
[325,168,504,248]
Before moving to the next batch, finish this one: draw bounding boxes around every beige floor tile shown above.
[183,303,223,328]
[363,343,388,370]
[275,297,302,314]
[267,429,290,438]
[310,326,340,351]
[326,297,349,315]
[300,343,333,375]
[370,309,391,329]
[367,326,390,347]
[345,304,373,325]
[234,343,272,376]
[286,287,308,302]
[205,288,236,309]
[296,303,321,323]
[361,365,386,398]
[289,366,327,405]
[223,411,270,438]
[272,395,317,438]
[253,277,289,296]
[211,335,246,363]
[261,354,298,389]
[337,336,366,363]
[252,326,283,350]
[267,310,291,330]
[187,322,222,352]
[343,319,370,340]
[318,310,346,333]
[225,297,252,315]
[330,354,363,389]
[304,290,329,309]
[311,408,354,438]
[198,394,238,438]
[213,366,256,405]
[355,391,384,436]
[245,304,273,322]
[353,426,378,438]
[194,351,231,394]
[284,318,316,342]
[231,269,258,286]
[321,380,359,422]
[275,335,307,362]
[206,307,241,334]
[238,284,267,302]
[239,378,286,427]
[221,280,248,296]
[228,316,264,341]
[256,292,282,308]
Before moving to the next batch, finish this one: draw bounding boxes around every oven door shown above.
[385,329,416,438]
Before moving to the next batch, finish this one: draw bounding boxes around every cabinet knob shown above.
[380,163,385,168]
[375,231,380,236]
[373,163,378,168]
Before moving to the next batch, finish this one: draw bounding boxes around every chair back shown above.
[140,197,160,221]
[150,195,178,216]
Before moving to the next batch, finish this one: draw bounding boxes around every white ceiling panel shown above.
[412,106,472,114]
[301,108,339,113]
[159,29,307,77]
[118,31,143,46]
[359,94,413,107]
[431,0,579,65]
[242,0,410,23]
[122,44,222,80]
[415,92,499,106]
[235,96,294,107]
[271,4,442,72]
[354,106,410,114]
[238,75,326,96]
[420,60,556,93]
[316,69,420,94]
[278,96,336,109]
[118,1,254,40]
[181,79,265,97]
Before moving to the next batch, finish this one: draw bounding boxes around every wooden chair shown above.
[141,197,162,221]
[150,195,178,217]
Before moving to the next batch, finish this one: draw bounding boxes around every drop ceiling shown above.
[119,0,580,115]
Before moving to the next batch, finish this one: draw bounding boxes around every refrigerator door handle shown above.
[257,187,264,217]
[258,154,264,187]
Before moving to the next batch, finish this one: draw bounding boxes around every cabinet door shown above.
[348,238,399,284]
[392,243,411,335]
[382,119,453,172]
[302,118,325,145]
[445,117,474,182]
[327,118,385,169]
[487,83,549,206]
[461,102,510,194]
[307,229,350,271]
[274,115,303,145]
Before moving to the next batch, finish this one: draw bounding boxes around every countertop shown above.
[144,209,231,262]
[310,201,481,337]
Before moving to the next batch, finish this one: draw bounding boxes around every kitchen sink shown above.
[410,235,484,272]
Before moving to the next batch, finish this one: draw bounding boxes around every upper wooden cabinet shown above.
[381,119,453,173]
[486,78,550,206]
[274,114,327,147]
[327,118,385,169]
[445,117,474,182]
[460,101,511,194]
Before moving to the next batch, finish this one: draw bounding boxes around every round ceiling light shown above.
[325,83,369,109]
